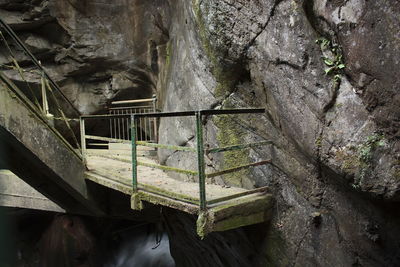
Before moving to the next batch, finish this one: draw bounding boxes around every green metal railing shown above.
[0,18,81,154]
[108,96,158,142]
[81,108,271,210]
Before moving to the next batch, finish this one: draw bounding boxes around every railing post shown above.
[40,70,50,116]
[152,95,158,142]
[131,114,138,192]
[196,111,206,210]
[80,117,86,163]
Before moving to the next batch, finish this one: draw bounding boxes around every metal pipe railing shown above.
[80,108,271,210]
[0,18,80,115]
[128,108,268,210]
[108,96,157,142]
[0,18,82,152]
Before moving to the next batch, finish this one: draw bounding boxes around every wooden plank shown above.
[207,186,269,205]
[86,170,199,204]
[197,193,273,237]
[137,161,198,176]
[134,191,199,214]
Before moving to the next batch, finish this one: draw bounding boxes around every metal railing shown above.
[108,97,157,142]
[0,18,81,152]
[80,108,271,210]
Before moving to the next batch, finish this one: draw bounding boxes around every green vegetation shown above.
[192,0,236,98]
[192,1,254,186]
[335,134,387,188]
[358,134,385,164]
[213,110,250,187]
[336,134,386,188]
[165,40,172,69]
[196,211,212,239]
[356,134,386,184]
[315,135,322,148]
[315,37,345,84]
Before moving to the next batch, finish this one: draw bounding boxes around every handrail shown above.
[0,18,82,152]
[80,108,265,119]
[0,18,80,115]
[111,97,156,105]
[80,108,271,211]
[108,97,157,142]
[0,72,82,160]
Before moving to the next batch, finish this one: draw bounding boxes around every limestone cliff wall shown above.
[1,0,399,266]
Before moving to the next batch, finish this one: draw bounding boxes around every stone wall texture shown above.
[1,0,399,266]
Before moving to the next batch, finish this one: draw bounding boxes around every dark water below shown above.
[0,208,175,267]
[103,225,174,267]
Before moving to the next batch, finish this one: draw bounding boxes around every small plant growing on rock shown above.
[352,134,386,187]
[315,37,345,83]
[358,134,386,164]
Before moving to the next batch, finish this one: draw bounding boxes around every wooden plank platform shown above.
[85,146,273,237]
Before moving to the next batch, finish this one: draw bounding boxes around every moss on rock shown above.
[192,0,238,98]
[213,112,250,187]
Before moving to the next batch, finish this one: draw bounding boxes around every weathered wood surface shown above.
[85,148,247,204]
[85,146,273,236]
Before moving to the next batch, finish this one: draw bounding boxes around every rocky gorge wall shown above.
[1,0,399,266]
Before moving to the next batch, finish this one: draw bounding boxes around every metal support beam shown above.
[131,115,138,192]
[206,160,271,178]
[152,95,158,142]
[80,117,86,163]
[136,141,196,152]
[196,111,206,210]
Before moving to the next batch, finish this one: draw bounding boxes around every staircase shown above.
[0,18,102,215]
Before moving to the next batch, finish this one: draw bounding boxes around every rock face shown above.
[1,0,399,266]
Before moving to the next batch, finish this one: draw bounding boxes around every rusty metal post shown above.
[80,117,86,163]
[196,111,206,210]
[40,71,50,116]
[152,95,158,142]
[131,114,138,192]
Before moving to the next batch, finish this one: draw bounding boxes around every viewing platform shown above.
[81,108,274,237]
[0,18,273,234]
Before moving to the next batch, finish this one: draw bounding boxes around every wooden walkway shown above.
[85,145,273,237]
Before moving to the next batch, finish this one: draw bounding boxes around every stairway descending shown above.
[0,18,102,215]
[0,73,102,215]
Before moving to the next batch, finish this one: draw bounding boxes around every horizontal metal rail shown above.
[133,108,265,118]
[84,135,130,144]
[137,161,198,176]
[136,141,196,152]
[0,18,80,115]
[0,73,82,160]
[109,105,153,110]
[81,108,271,212]
[206,160,271,178]
[81,114,138,119]
[108,97,157,142]
[82,108,265,119]
[206,141,272,154]
[111,98,155,105]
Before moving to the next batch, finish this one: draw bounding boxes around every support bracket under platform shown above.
[131,190,273,238]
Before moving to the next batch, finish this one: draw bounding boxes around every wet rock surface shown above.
[1,0,399,266]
